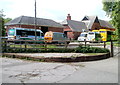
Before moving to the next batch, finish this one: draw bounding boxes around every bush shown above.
[41,49,74,53]
[75,46,109,53]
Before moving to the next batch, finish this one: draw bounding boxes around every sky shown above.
[0,0,110,22]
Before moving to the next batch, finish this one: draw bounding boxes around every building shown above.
[82,16,115,31]
[5,16,64,34]
[61,14,87,40]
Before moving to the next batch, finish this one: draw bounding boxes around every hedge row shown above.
[3,46,110,53]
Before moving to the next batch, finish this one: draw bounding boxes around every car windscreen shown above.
[88,32,94,35]
[80,34,87,37]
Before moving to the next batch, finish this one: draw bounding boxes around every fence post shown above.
[4,40,7,52]
[104,41,106,48]
[25,41,27,52]
[65,41,68,49]
[44,41,47,51]
[110,40,114,57]
[20,40,22,52]
[84,39,87,47]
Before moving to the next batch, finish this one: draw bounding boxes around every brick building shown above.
[5,16,64,34]
[61,14,87,40]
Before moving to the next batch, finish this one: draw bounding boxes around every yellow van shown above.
[92,29,113,41]
[44,31,69,43]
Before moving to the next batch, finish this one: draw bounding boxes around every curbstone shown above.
[2,53,111,62]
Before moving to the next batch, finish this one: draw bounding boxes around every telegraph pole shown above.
[34,0,37,40]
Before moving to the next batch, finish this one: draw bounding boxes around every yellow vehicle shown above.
[92,29,114,41]
[44,31,69,43]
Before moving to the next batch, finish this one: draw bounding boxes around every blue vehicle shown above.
[8,28,44,40]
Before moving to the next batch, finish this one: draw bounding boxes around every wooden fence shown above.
[1,39,115,57]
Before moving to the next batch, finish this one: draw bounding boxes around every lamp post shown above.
[34,0,37,40]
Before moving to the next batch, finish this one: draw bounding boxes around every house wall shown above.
[64,26,72,31]
[48,27,63,33]
[73,32,81,40]
[63,25,81,40]
[66,31,81,40]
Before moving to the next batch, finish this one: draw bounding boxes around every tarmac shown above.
[0,43,119,83]
[0,55,118,83]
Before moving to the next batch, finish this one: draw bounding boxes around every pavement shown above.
[0,43,119,83]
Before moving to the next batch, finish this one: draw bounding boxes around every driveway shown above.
[0,43,119,83]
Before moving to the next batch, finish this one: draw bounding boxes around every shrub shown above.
[75,46,109,53]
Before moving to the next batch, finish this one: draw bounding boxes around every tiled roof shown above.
[61,19,87,32]
[5,16,64,28]
[99,19,113,28]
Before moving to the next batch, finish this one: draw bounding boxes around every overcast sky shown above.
[0,0,110,22]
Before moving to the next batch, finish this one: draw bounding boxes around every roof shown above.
[5,16,64,28]
[82,15,114,29]
[82,16,98,29]
[99,19,113,28]
[61,19,87,32]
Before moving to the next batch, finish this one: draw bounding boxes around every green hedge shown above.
[75,46,110,53]
[3,46,109,53]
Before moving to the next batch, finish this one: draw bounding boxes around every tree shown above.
[0,9,12,36]
[102,0,120,42]
[0,9,5,36]
[4,18,12,23]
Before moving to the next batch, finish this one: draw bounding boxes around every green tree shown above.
[102,0,120,42]
[0,9,12,36]
[0,9,5,36]
[4,18,12,23]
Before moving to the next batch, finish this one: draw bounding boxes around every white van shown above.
[77,32,88,41]
[77,32,101,41]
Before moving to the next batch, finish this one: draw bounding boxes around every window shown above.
[16,30,40,36]
[80,34,87,37]
[100,31,106,33]
[8,29,15,36]
[88,32,94,35]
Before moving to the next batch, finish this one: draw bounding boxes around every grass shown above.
[84,53,106,56]
[105,41,120,47]
[9,44,57,48]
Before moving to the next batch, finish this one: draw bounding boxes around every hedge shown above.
[3,46,110,53]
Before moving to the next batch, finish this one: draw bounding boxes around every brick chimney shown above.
[67,14,71,20]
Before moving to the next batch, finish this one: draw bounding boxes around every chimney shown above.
[67,14,71,20]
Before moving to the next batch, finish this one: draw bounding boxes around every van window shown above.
[63,34,67,38]
[80,34,87,37]
[8,29,15,36]
[100,31,106,33]
[88,32,94,35]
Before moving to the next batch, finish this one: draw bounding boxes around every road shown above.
[0,44,119,84]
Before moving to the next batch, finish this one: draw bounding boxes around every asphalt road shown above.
[0,43,119,84]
